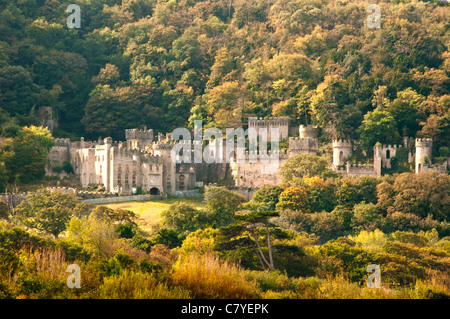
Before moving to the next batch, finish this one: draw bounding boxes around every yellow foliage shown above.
[171,252,261,299]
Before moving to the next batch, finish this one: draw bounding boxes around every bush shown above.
[99,270,191,299]
[115,224,136,239]
[171,253,260,299]
[381,212,422,233]
[313,238,374,284]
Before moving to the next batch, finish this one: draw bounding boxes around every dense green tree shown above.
[0,125,54,184]
[278,154,337,186]
[13,188,89,239]
[160,202,209,237]
[203,187,246,227]
[245,185,284,212]
[357,110,400,155]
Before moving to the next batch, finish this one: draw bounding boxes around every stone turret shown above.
[299,125,318,139]
[332,139,352,168]
[415,138,433,173]
[289,136,318,155]
[126,127,154,150]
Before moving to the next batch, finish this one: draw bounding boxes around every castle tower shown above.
[247,117,289,141]
[299,125,318,139]
[332,139,352,168]
[415,138,433,173]
[373,142,382,178]
[126,127,154,150]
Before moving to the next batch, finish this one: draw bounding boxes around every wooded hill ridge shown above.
[0,0,448,154]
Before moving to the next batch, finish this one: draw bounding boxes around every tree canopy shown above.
[0,0,447,146]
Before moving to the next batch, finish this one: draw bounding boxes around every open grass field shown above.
[103,197,206,232]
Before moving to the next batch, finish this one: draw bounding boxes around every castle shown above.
[46,118,448,195]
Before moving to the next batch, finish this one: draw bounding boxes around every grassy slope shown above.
[103,197,206,232]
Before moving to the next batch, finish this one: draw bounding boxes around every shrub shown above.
[347,229,387,251]
[313,238,374,284]
[115,224,136,239]
[99,270,191,299]
[171,253,261,299]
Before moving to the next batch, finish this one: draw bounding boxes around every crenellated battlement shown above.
[125,127,154,141]
[248,116,289,126]
[415,138,433,147]
[289,136,318,152]
[332,139,352,148]
[54,138,71,147]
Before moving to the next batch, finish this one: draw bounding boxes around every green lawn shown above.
[103,197,206,232]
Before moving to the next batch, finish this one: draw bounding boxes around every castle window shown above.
[386,150,390,159]
[179,175,185,190]
[339,151,344,163]
[102,155,104,161]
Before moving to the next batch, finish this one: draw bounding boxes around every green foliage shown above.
[376,172,450,221]
[358,110,400,155]
[351,202,383,233]
[304,177,337,213]
[0,126,54,184]
[160,202,209,237]
[204,187,246,227]
[276,187,310,212]
[245,185,284,211]
[152,228,183,249]
[279,154,337,186]
[0,0,447,141]
[0,200,9,220]
[336,177,380,208]
[13,188,88,239]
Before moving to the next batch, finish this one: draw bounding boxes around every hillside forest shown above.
[0,0,449,300]
[0,0,449,147]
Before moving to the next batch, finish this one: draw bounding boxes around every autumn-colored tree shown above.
[276,186,310,213]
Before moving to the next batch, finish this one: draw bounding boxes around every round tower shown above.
[299,125,318,139]
[332,139,353,167]
[415,138,433,173]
